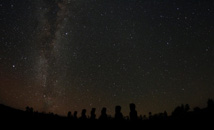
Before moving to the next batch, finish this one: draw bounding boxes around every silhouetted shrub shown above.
[90,108,96,120]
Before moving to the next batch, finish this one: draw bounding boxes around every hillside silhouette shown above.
[0,99,214,124]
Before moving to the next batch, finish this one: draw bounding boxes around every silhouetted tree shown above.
[172,106,181,117]
[25,106,34,118]
[73,111,78,120]
[25,106,29,112]
[185,104,190,112]
[67,111,72,118]
[163,111,168,119]
[149,112,152,120]
[129,103,138,121]
[139,115,143,120]
[142,115,147,120]
[171,104,191,120]
[152,111,168,120]
[207,99,214,109]
[115,105,123,120]
[80,109,87,120]
[99,107,108,120]
[90,108,96,120]
[26,106,33,113]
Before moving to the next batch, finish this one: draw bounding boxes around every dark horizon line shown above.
[0,98,214,120]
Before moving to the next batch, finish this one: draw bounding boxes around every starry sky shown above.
[1,0,214,117]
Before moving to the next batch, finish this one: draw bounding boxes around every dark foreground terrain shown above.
[0,99,213,127]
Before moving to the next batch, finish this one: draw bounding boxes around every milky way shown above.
[35,0,69,111]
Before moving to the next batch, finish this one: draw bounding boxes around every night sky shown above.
[1,0,214,117]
